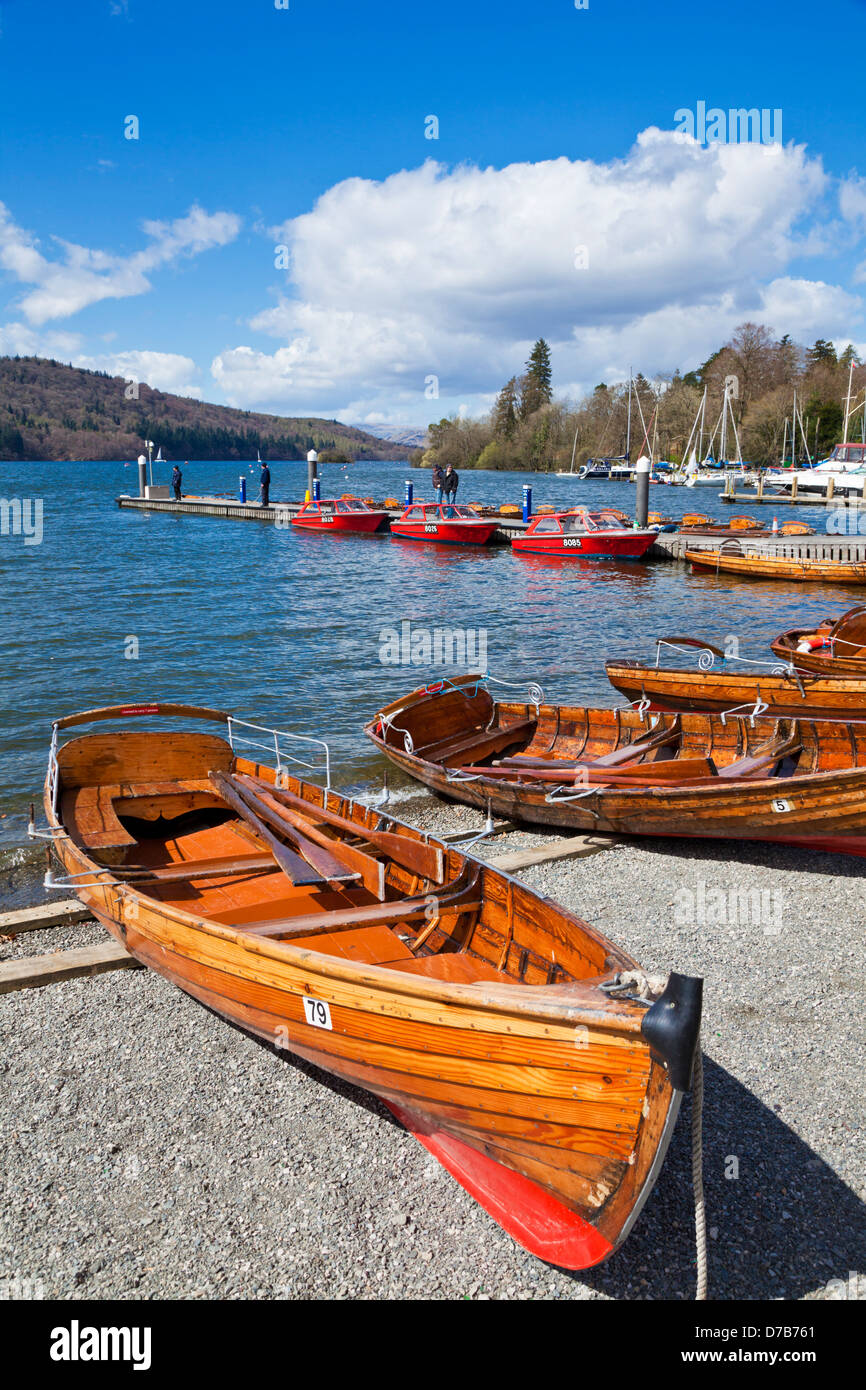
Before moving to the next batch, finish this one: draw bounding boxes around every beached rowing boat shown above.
[37,701,701,1269]
[366,676,866,855]
[605,638,866,720]
[770,605,866,677]
[685,545,866,583]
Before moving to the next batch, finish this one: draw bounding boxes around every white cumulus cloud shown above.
[213,130,863,419]
[0,202,241,325]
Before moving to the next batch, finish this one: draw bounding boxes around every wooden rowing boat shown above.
[366,676,866,855]
[40,701,702,1270]
[685,545,866,583]
[770,605,866,677]
[605,646,866,720]
[678,518,815,539]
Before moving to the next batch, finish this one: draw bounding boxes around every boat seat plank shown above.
[417,719,536,766]
[238,894,483,941]
[62,785,137,853]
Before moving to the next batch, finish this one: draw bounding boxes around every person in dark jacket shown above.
[259,461,271,506]
[432,462,445,503]
[171,464,182,500]
[442,464,459,500]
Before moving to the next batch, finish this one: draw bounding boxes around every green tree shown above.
[809,339,837,366]
[491,377,519,439]
[519,339,552,418]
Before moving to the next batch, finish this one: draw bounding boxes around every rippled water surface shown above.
[0,458,852,866]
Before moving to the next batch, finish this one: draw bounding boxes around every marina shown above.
[1,459,863,1302]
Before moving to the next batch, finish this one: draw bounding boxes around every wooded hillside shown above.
[0,357,407,463]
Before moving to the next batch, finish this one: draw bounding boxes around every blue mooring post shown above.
[239,476,246,504]
[522,485,532,523]
[312,477,321,501]
[405,480,414,505]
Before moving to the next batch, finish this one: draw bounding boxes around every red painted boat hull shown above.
[292,511,387,533]
[513,530,656,559]
[390,521,497,546]
[385,1101,615,1269]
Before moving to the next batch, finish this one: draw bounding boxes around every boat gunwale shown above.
[44,755,641,1034]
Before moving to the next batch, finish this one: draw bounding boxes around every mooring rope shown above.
[692,1042,708,1301]
[602,971,709,1300]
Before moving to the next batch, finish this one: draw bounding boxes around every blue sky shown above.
[1,0,865,428]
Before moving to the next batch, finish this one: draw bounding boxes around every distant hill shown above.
[0,357,408,462]
[357,424,429,450]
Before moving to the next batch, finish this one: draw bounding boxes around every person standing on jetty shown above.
[171,463,183,500]
[432,461,445,502]
[442,463,459,502]
[259,459,271,507]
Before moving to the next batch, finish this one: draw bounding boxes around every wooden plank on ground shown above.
[0,900,92,936]
[0,941,142,994]
[438,820,514,842]
[488,835,618,872]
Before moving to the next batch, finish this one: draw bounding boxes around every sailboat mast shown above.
[626,373,632,463]
[791,389,797,468]
[720,384,728,463]
[843,357,855,441]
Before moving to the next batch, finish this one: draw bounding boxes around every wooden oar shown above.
[234,773,444,882]
[225,774,379,895]
[209,771,333,888]
[456,757,716,785]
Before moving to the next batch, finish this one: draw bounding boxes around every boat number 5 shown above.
[303,997,333,1029]
[771,799,792,813]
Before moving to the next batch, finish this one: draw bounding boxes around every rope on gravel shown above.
[692,1042,708,1301]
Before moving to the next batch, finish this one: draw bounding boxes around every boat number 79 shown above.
[771,799,792,813]
[303,997,333,1029]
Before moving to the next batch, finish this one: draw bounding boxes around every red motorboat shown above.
[292,497,389,533]
[512,508,657,559]
[390,502,497,546]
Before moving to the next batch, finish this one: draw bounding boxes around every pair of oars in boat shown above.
[209,770,444,895]
[456,757,716,786]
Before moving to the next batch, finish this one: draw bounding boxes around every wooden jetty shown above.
[650,532,866,565]
[719,473,866,507]
[117,494,529,544]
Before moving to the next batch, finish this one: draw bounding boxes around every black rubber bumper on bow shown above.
[640,973,703,1093]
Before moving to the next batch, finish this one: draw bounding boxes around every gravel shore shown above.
[1,794,863,1301]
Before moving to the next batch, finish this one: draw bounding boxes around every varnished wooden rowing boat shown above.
[770,605,866,677]
[366,677,866,855]
[39,701,702,1270]
[605,646,866,720]
[685,545,866,583]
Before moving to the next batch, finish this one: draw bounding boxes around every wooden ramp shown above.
[0,941,142,994]
[0,899,140,994]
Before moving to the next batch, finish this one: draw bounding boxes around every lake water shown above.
[0,457,850,892]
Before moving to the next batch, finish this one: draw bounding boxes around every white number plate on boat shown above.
[771,799,793,813]
[303,997,333,1029]
[563,537,582,547]
[424,524,438,533]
